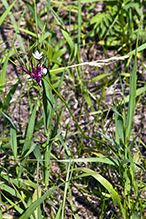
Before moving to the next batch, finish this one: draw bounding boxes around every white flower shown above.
[33,50,43,60]
[42,68,47,75]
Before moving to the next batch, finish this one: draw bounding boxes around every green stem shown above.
[43,77,104,144]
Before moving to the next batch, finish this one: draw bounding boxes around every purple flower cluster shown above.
[21,51,47,86]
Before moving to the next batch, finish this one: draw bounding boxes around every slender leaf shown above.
[3,78,21,110]
[0,0,16,26]
[19,182,65,219]
[10,127,17,159]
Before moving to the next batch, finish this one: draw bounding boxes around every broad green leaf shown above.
[1,174,36,190]
[0,183,21,199]
[90,13,110,25]
[117,116,124,144]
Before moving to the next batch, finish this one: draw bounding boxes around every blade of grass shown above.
[0,0,16,26]
[43,75,54,187]
[125,32,139,144]
[77,167,126,218]
[43,77,105,144]
[61,161,71,219]
[0,110,15,129]
[1,192,24,214]
[10,126,17,159]
[25,0,44,31]
[2,0,28,61]
[57,157,119,166]
[3,78,21,110]
[18,103,38,179]
[0,59,8,96]
[19,182,65,219]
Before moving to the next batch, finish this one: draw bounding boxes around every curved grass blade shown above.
[44,77,105,144]
[77,167,126,218]
[19,182,65,219]
[0,110,15,129]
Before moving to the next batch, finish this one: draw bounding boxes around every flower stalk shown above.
[20,50,47,86]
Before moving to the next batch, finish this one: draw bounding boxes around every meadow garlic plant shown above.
[20,50,47,85]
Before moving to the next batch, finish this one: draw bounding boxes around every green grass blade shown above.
[125,45,138,143]
[25,0,44,30]
[0,49,15,65]
[62,162,71,218]
[126,42,146,57]
[77,167,126,218]
[23,143,37,158]
[33,145,44,166]
[2,0,28,62]
[43,75,54,133]
[0,0,16,26]
[0,192,2,218]
[61,28,74,57]
[91,73,110,82]
[44,77,105,144]
[114,107,124,145]
[3,78,21,110]
[57,135,71,158]
[22,104,37,156]
[0,110,15,129]
[18,104,37,178]
[0,58,8,96]
[57,157,119,166]
[55,202,63,219]
[10,126,17,159]
[42,75,54,186]
[78,0,81,46]
[19,182,65,219]
[1,192,23,214]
